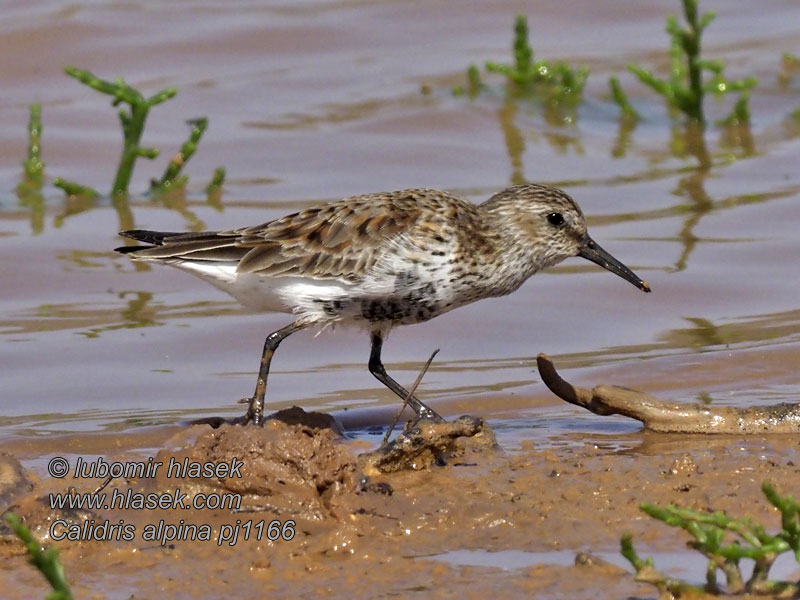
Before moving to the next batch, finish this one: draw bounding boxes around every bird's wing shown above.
[119,190,461,282]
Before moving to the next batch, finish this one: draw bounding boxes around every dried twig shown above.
[381,349,439,445]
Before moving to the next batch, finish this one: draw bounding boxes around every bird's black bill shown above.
[577,235,651,292]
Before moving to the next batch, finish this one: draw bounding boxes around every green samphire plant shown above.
[5,513,73,600]
[624,0,757,126]
[52,66,223,198]
[622,482,800,598]
[454,15,588,105]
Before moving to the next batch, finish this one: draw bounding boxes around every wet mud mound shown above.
[156,408,361,519]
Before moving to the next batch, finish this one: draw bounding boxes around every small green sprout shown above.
[17,104,47,234]
[453,15,588,109]
[609,77,641,122]
[21,104,45,184]
[152,118,210,191]
[52,178,100,198]
[484,15,588,100]
[205,166,226,194]
[205,166,226,211]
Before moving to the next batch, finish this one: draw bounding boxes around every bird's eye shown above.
[546,212,565,227]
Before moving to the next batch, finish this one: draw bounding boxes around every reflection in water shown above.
[491,81,771,273]
[80,291,158,339]
[15,176,228,274]
[496,93,584,186]
[15,166,224,239]
[206,182,224,213]
[58,249,120,270]
[310,307,800,377]
[497,99,525,185]
[500,100,785,273]
[16,178,45,236]
[53,193,100,228]
[672,154,712,272]
[113,194,135,233]
[611,115,637,159]
[679,317,725,348]
[589,184,798,233]
[718,122,756,157]
[497,82,768,271]
[668,119,710,165]
[0,292,240,338]
[150,186,207,232]
[667,119,758,272]
[661,309,800,351]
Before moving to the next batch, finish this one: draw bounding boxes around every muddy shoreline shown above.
[2,404,798,599]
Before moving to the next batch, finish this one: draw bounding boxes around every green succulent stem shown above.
[609,77,641,121]
[22,104,45,183]
[64,66,177,197]
[205,166,226,192]
[5,513,73,600]
[623,482,800,596]
[153,118,209,190]
[17,104,47,234]
[53,178,100,198]
[626,0,757,127]
[455,14,588,115]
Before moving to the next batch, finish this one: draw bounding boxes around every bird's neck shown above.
[468,203,544,297]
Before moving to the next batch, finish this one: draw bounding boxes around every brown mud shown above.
[2,407,799,599]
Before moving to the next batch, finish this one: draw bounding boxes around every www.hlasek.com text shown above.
[49,486,241,512]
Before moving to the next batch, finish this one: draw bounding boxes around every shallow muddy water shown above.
[1,0,799,598]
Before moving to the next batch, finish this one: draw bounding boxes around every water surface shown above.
[1,0,799,445]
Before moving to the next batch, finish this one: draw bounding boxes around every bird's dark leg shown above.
[368,331,444,423]
[244,321,305,426]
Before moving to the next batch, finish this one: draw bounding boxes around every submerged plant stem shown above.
[22,104,45,183]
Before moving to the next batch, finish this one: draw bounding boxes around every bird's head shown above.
[483,184,651,292]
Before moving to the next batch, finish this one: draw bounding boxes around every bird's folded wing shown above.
[231,193,426,281]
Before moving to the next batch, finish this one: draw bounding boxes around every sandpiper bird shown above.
[116,184,650,425]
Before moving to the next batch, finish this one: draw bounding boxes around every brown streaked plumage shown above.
[116,184,650,426]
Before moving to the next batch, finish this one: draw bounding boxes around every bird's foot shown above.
[408,412,445,430]
[409,402,445,424]
[237,395,265,426]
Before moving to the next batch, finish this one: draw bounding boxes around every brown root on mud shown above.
[536,354,800,434]
[360,415,497,475]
